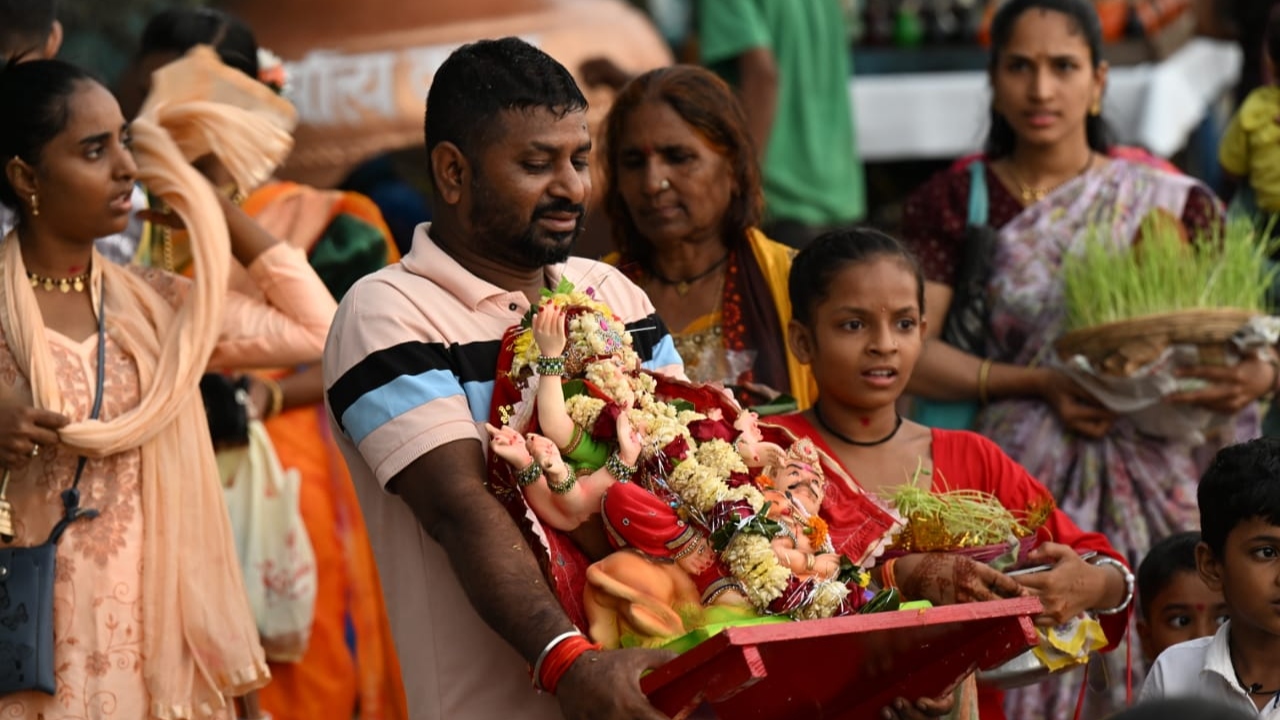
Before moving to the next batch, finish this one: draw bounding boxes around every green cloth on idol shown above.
[563,425,610,474]
[698,0,865,225]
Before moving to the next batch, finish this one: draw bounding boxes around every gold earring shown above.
[29,193,38,217]
[1089,100,1101,117]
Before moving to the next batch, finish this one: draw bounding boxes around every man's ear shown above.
[787,319,814,365]
[42,20,64,59]
[1196,541,1224,593]
[430,142,468,207]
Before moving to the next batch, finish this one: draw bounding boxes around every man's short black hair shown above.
[423,37,586,184]
[1198,436,1280,558]
[0,0,56,59]
[1136,531,1201,619]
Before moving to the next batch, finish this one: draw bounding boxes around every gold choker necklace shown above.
[27,270,90,293]
[1010,153,1096,203]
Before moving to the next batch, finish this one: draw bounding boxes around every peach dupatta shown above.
[0,47,295,718]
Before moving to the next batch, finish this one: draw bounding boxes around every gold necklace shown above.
[27,269,90,293]
[1010,153,1095,203]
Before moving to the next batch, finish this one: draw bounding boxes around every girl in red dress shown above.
[764,228,1135,720]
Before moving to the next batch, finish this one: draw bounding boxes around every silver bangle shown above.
[1089,556,1134,615]
[532,630,583,691]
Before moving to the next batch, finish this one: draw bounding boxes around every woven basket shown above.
[1055,308,1257,376]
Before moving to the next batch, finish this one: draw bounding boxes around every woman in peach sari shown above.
[0,50,334,717]
[120,10,407,720]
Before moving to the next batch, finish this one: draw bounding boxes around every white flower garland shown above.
[565,395,606,430]
[585,360,636,408]
[792,580,851,620]
[724,534,792,609]
[694,439,748,475]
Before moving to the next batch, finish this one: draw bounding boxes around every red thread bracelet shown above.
[538,635,601,694]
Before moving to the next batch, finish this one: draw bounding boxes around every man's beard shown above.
[470,183,585,269]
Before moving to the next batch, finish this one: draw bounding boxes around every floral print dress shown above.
[902,159,1249,720]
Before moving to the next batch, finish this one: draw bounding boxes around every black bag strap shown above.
[47,277,105,545]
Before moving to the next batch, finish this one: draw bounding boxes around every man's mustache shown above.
[533,200,586,220]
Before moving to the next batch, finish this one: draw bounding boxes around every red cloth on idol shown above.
[763,413,1132,720]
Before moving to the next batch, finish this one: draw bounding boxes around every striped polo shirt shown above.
[323,224,682,719]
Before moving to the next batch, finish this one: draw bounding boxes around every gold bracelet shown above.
[977,358,994,407]
[261,377,285,418]
[805,554,816,572]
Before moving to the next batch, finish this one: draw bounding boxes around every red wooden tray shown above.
[642,597,1042,720]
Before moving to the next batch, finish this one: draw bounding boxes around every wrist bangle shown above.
[538,635,601,694]
[515,460,542,488]
[977,358,994,407]
[805,553,816,572]
[532,630,591,693]
[880,558,899,591]
[1088,556,1134,615]
[534,355,566,376]
[545,470,578,495]
[261,376,284,418]
[604,451,637,482]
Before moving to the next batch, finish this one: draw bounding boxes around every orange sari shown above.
[243,181,407,720]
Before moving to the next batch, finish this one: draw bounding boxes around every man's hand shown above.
[557,647,676,720]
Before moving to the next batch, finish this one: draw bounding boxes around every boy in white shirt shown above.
[1141,437,1280,716]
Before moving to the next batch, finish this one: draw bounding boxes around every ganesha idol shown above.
[484,284,899,648]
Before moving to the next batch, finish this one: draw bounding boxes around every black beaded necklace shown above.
[645,252,730,296]
[1230,636,1280,709]
[813,401,903,448]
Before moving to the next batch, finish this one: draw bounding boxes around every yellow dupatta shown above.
[0,46,296,718]
[745,228,817,409]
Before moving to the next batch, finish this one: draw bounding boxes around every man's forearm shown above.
[396,444,576,665]
[437,496,574,662]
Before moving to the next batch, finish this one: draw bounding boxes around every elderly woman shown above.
[601,65,816,410]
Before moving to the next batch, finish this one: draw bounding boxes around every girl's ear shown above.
[1196,541,1224,593]
[787,319,814,365]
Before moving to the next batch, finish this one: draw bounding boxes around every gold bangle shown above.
[805,554,816,572]
[977,358,994,407]
[261,377,284,418]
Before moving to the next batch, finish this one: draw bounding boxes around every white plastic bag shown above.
[218,420,317,662]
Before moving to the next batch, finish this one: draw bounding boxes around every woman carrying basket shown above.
[900,0,1276,716]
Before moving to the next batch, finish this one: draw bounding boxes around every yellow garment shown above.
[1219,86,1280,212]
[604,228,817,408]
[0,45,296,717]
[745,228,817,409]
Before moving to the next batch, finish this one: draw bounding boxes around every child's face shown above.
[1198,518,1280,640]
[789,257,925,413]
[1137,570,1227,663]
